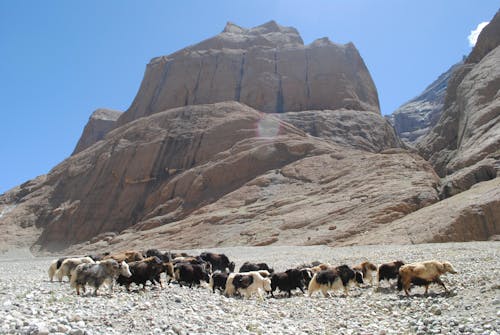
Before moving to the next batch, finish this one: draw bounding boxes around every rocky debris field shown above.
[0,242,499,335]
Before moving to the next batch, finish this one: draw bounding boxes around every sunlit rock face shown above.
[418,12,500,177]
[117,21,380,125]
[72,109,122,155]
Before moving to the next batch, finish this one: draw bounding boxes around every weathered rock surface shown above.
[439,158,497,199]
[64,145,440,254]
[276,109,402,152]
[118,21,380,125]
[467,10,500,63]
[418,13,500,177]
[387,61,462,143]
[72,109,122,155]
[1,101,436,254]
[346,177,500,245]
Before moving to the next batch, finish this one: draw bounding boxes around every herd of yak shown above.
[47,249,458,298]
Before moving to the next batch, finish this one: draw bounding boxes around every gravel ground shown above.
[0,242,499,335]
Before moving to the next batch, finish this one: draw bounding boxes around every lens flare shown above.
[256,114,281,138]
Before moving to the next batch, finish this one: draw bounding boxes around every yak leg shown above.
[435,277,448,292]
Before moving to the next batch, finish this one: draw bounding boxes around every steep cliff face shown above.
[467,10,500,63]
[117,21,380,126]
[72,109,122,155]
[418,12,500,177]
[387,62,462,143]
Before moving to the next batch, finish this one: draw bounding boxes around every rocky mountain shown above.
[117,21,380,126]
[0,18,499,254]
[417,10,500,178]
[387,61,463,143]
[357,11,500,243]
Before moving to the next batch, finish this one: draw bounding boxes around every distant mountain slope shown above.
[387,61,462,143]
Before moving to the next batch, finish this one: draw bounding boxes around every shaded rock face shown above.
[387,62,463,143]
[439,159,497,199]
[118,21,380,125]
[72,109,122,155]
[417,13,500,177]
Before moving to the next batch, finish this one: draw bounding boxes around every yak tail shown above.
[69,269,78,289]
[208,276,214,290]
[396,275,403,291]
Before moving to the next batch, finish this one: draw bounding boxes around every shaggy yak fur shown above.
[397,260,457,296]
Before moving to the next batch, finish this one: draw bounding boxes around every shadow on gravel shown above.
[373,286,398,294]
[397,290,457,299]
[269,293,306,299]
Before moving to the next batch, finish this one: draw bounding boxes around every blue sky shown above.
[0,1,498,194]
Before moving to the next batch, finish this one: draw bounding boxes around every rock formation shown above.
[387,61,463,143]
[72,109,122,155]
[62,129,440,254]
[276,109,402,153]
[117,21,380,126]
[417,11,500,177]
[467,10,500,63]
[1,17,499,254]
[2,101,430,253]
[346,177,500,245]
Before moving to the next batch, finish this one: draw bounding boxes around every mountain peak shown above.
[222,21,245,34]
[119,20,379,125]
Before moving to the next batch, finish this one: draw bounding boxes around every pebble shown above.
[0,242,498,335]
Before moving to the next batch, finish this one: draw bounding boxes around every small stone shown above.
[58,324,69,333]
[172,325,183,335]
[36,327,50,335]
[2,300,12,310]
[431,307,442,315]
